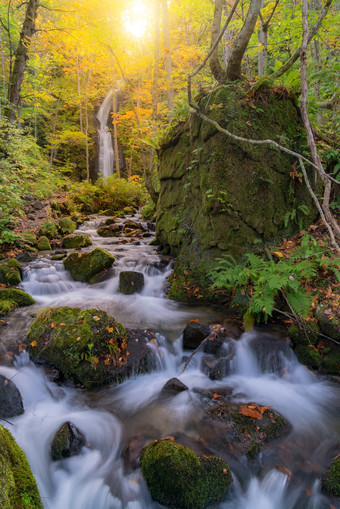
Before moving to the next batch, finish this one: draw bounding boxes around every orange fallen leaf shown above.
[276,465,292,479]
[30,340,38,347]
[240,407,263,419]
[212,393,223,401]
[106,326,114,333]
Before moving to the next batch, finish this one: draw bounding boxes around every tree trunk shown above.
[209,0,226,82]
[6,0,40,123]
[226,0,262,81]
[152,0,160,120]
[161,0,174,117]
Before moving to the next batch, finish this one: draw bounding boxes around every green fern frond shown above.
[286,290,313,317]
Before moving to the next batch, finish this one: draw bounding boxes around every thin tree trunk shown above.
[0,29,6,119]
[76,54,83,133]
[161,0,174,117]
[152,0,160,120]
[300,0,340,243]
[6,0,40,123]
[209,0,225,82]
[226,0,262,81]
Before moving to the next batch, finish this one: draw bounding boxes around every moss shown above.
[0,259,22,286]
[97,224,122,237]
[0,299,18,315]
[0,288,35,309]
[294,345,322,370]
[37,236,51,251]
[247,441,259,461]
[62,234,92,249]
[27,306,126,388]
[288,323,319,346]
[63,248,114,283]
[21,231,37,247]
[0,425,43,508]
[118,271,144,294]
[39,220,58,239]
[321,346,340,375]
[58,217,76,235]
[141,440,232,509]
[321,456,340,497]
[50,254,66,261]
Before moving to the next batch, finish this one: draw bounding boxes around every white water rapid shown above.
[97,91,114,179]
[1,214,339,509]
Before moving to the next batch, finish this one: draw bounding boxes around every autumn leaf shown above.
[93,316,100,321]
[106,326,114,333]
[51,322,57,328]
[273,251,284,258]
[30,340,38,347]
[76,337,81,342]
[212,393,223,401]
[276,465,291,479]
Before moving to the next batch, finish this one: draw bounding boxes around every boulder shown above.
[122,434,148,471]
[37,236,51,251]
[15,252,33,263]
[321,455,340,497]
[0,375,24,418]
[182,321,210,350]
[161,377,189,395]
[63,248,114,283]
[62,234,92,249]
[97,224,122,237]
[27,307,157,388]
[0,289,35,317]
[51,422,85,461]
[0,259,22,286]
[119,271,144,294]
[141,439,232,509]
[0,425,43,508]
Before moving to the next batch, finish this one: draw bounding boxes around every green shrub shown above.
[58,217,76,235]
[39,221,58,239]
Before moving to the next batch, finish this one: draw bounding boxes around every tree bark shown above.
[6,0,40,123]
[152,0,160,120]
[209,0,226,82]
[226,0,262,81]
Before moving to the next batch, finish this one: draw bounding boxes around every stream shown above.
[0,214,339,509]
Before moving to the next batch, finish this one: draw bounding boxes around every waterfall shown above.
[96,90,114,179]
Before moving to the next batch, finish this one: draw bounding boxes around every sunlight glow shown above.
[124,0,149,39]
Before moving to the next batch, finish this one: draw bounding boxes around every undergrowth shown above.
[209,233,340,329]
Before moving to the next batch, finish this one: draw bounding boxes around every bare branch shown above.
[178,335,210,375]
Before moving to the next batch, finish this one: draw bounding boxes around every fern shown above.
[209,233,339,325]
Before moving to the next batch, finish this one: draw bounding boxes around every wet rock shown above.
[63,248,115,283]
[97,224,122,237]
[0,425,43,508]
[62,233,92,249]
[122,434,148,471]
[141,439,232,509]
[104,217,116,226]
[182,321,210,350]
[16,251,34,263]
[119,271,144,294]
[27,308,158,388]
[201,357,230,380]
[0,258,22,286]
[202,401,287,459]
[0,374,24,418]
[37,236,51,251]
[27,213,36,220]
[315,304,340,342]
[321,455,340,497]
[161,377,188,395]
[51,422,85,461]
[0,288,35,316]
[248,331,294,373]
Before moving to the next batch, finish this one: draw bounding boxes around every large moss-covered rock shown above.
[141,439,232,509]
[0,259,21,286]
[0,425,43,508]
[156,84,317,291]
[27,307,126,388]
[97,224,122,237]
[0,288,35,316]
[321,455,340,497]
[62,234,92,249]
[63,248,114,283]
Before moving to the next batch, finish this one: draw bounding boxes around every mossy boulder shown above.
[321,455,340,497]
[37,236,51,251]
[0,425,43,508]
[62,234,92,249]
[27,307,126,388]
[21,231,37,247]
[97,224,122,237]
[0,288,35,316]
[58,217,76,235]
[141,439,232,509]
[63,248,114,283]
[119,271,144,294]
[156,84,318,294]
[51,422,85,461]
[0,259,22,286]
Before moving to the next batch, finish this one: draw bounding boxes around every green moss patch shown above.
[62,234,92,249]
[0,425,43,508]
[63,248,114,283]
[321,455,340,497]
[0,259,22,286]
[27,306,126,388]
[141,439,232,509]
[0,289,35,316]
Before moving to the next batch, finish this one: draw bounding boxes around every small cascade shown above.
[96,90,114,179]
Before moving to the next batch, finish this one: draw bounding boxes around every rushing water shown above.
[1,215,339,509]
[97,91,114,179]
